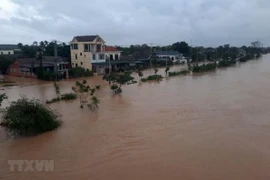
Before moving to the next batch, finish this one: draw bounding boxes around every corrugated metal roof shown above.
[0,44,20,50]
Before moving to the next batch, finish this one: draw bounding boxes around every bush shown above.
[256,54,262,58]
[46,97,61,104]
[168,70,190,77]
[192,62,217,73]
[218,59,236,67]
[239,54,254,62]
[95,85,101,90]
[37,68,57,81]
[61,93,77,100]
[141,75,163,82]
[69,67,93,78]
[1,97,62,136]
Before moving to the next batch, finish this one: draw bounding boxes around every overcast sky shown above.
[1,0,270,47]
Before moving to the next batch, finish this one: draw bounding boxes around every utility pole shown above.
[166,46,168,68]
[54,41,58,58]
[149,43,153,70]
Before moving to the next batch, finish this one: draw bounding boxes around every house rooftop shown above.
[155,51,181,56]
[17,56,68,65]
[74,35,98,42]
[0,44,20,50]
[105,46,120,52]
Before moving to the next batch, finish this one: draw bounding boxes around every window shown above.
[115,54,119,60]
[84,44,89,51]
[73,44,78,50]
[76,63,78,67]
[92,54,96,60]
[81,62,83,65]
[0,52,3,55]
[80,53,82,56]
[75,54,77,59]
[110,54,113,60]
[99,54,104,60]
[72,63,74,65]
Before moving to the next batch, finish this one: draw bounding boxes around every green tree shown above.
[165,67,170,75]
[154,68,158,75]
[72,80,100,110]
[88,96,100,111]
[17,43,23,49]
[172,41,189,56]
[33,41,38,46]
[0,93,7,107]
[0,56,14,74]
[103,72,135,94]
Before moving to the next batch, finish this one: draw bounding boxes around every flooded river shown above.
[1,55,270,180]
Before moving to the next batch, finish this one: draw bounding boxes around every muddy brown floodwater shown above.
[1,55,270,180]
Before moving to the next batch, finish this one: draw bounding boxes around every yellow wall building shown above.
[70,35,121,71]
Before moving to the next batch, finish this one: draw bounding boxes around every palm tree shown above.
[33,41,38,46]
[39,41,45,48]
[44,40,48,47]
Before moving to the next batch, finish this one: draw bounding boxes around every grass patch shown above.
[168,70,190,77]
[141,75,163,82]
[46,97,61,104]
[61,93,77,100]
[0,80,16,87]
[46,93,77,104]
[0,80,15,84]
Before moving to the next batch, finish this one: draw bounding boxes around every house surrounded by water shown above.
[70,35,121,71]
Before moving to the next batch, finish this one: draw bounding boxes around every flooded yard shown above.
[1,55,270,180]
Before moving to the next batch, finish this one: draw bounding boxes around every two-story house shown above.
[70,35,108,70]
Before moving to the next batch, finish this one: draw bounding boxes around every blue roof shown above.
[155,51,180,56]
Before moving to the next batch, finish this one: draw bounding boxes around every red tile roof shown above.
[105,46,120,52]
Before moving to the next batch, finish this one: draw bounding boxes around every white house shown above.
[0,45,21,55]
[155,51,186,63]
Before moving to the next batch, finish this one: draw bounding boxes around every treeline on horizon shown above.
[2,39,269,62]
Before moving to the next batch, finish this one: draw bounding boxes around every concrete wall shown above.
[0,50,14,55]
[70,43,93,70]
[105,52,121,60]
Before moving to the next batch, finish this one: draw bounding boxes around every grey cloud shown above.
[1,0,270,46]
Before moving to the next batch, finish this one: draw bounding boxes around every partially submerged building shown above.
[7,56,69,78]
